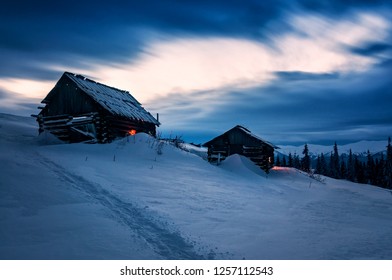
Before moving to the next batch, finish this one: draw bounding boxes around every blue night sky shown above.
[1,0,391,145]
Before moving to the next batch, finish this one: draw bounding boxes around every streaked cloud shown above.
[0,1,391,144]
[0,79,54,99]
[58,11,388,105]
[146,42,392,144]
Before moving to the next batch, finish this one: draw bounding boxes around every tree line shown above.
[275,137,392,189]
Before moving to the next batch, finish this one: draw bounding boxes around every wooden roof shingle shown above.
[59,72,159,125]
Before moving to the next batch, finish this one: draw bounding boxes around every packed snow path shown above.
[36,154,204,260]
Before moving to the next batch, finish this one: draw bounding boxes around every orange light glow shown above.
[129,129,136,136]
[272,166,291,171]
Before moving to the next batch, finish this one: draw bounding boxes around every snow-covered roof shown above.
[236,125,278,149]
[64,72,159,125]
[203,125,278,149]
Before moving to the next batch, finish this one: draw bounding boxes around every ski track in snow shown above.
[36,153,205,260]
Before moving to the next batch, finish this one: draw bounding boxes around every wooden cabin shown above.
[203,125,278,172]
[33,72,160,143]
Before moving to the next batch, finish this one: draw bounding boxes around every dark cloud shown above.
[0,52,63,81]
[1,0,288,35]
[274,71,339,81]
[350,42,392,57]
[297,0,392,14]
[0,89,8,99]
[0,86,40,116]
[151,56,392,145]
[0,0,286,54]
[0,87,20,100]
[2,0,390,80]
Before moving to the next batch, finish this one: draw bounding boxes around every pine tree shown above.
[316,155,321,174]
[316,153,327,175]
[347,149,355,182]
[328,152,333,177]
[288,153,293,167]
[322,153,328,175]
[374,157,383,187]
[276,155,281,166]
[378,154,386,187]
[366,150,375,185]
[354,155,366,183]
[340,155,347,179]
[282,156,287,167]
[386,137,392,189]
[329,142,340,179]
[301,144,310,172]
[293,153,301,169]
[334,142,340,178]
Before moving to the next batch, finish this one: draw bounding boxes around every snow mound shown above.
[36,131,65,145]
[220,154,267,178]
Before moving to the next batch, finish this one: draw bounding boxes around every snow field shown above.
[1,113,392,259]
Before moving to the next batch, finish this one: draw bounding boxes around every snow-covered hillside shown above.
[1,113,392,260]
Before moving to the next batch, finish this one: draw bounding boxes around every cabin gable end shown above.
[203,125,277,172]
[34,72,159,143]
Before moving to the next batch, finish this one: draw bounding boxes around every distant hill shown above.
[277,141,387,157]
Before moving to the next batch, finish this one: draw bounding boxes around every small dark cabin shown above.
[33,72,160,143]
[203,125,278,172]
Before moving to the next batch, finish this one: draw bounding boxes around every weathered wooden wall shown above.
[41,76,100,116]
[205,127,275,172]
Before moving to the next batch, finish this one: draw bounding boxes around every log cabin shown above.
[203,125,278,172]
[32,72,160,143]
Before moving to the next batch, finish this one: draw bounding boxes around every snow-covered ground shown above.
[1,113,392,260]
